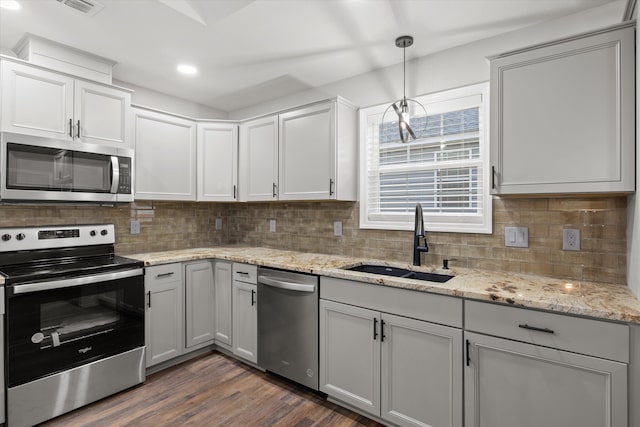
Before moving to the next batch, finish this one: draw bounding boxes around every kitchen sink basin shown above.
[345,264,453,283]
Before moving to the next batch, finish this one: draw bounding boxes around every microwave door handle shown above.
[110,156,120,194]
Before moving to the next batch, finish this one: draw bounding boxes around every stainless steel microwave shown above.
[1,133,134,203]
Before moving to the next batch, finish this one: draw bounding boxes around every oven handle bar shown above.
[11,269,143,295]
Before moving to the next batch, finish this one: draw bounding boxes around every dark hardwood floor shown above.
[40,351,383,426]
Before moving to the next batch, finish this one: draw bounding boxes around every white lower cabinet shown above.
[145,263,184,367]
[232,263,258,363]
[464,332,628,427]
[320,299,463,427]
[464,300,629,427]
[184,261,215,349]
[145,261,215,368]
[213,260,233,347]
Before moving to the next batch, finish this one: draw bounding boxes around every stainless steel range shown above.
[0,224,145,427]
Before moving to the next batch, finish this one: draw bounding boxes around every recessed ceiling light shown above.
[177,64,198,75]
[0,0,21,10]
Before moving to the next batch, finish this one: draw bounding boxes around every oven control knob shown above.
[100,229,108,236]
[16,233,25,241]
[90,230,97,237]
[1,234,11,242]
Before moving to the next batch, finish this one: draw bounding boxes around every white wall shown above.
[113,79,228,120]
[627,9,639,298]
[228,1,626,119]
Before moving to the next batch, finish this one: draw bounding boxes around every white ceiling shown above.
[0,0,624,113]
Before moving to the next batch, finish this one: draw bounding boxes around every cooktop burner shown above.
[0,224,143,285]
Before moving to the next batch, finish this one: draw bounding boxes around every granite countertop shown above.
[127,247,640,324]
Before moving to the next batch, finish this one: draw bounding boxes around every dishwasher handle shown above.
[258,275,316,293]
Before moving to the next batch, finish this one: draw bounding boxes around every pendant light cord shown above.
[403,46,406,101]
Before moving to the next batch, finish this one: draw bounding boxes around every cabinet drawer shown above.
[145,263,182,283]
[232,263,257,284]
[320,276,462,328]
[465,300,629,362]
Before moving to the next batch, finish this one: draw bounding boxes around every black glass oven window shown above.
[6,275,144,387]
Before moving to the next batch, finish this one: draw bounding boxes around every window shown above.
[359,83,491,233]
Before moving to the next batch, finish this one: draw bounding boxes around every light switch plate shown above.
[130,219,140,235]
[269,219,276,233]
[505,226,528,248]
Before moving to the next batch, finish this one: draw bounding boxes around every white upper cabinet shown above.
[239,115,279,201]
[238,98,357,202]
[279,99,357,200]
[1,59,131,149]
[73,79,131,147]
[133,107,196,201]
[197,122,238,201]
[490,23,635,194]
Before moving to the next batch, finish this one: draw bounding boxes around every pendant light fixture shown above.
[382,35,427,143]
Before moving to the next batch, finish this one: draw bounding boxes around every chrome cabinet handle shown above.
[272,182,277,198]
[233,185,237,199]
[69,118,73,138]
[76,120,81,138]
[329,179,335,196]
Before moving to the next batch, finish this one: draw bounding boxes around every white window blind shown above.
[359,83,492,233]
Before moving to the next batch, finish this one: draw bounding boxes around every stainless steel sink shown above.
[345,264,453,283]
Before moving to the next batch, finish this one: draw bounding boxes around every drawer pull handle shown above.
[156,272,175,278]
[380,319,386,342]
[237,271,249,275]
[518,324,554,334]
[147,291,151,308]
[373,318,378,340]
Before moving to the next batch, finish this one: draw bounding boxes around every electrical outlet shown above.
[269,219,276,233]
[215,218,222,230]
[334,221,342,237]
[562,228,580,251]
[130,219,140,235]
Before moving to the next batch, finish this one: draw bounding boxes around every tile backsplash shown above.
[0,196,628,285]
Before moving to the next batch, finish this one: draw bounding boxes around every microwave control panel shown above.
[118,157,132,194]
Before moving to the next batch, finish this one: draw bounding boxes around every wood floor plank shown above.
[39,351,383,427]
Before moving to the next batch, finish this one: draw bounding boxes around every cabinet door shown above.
[197,122,238,201]
[464,332,628,427]
[490,25,634,194]
[133,108,196,200]
[184,261,215,349]
[239,115,278,201]
[1,60,74,140]
[381,314,463,427]
[74,80,131,148]
[213,261,233,346]
[279,102,336,200]
[232,281,257,363]
[319,299,380,415]
[145,266,184,367]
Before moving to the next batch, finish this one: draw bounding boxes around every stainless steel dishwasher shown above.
[257,268,319,390]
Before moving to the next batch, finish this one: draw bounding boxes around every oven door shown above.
[6,269,144,388]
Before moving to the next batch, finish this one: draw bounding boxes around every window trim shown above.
[358,82,492,234]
